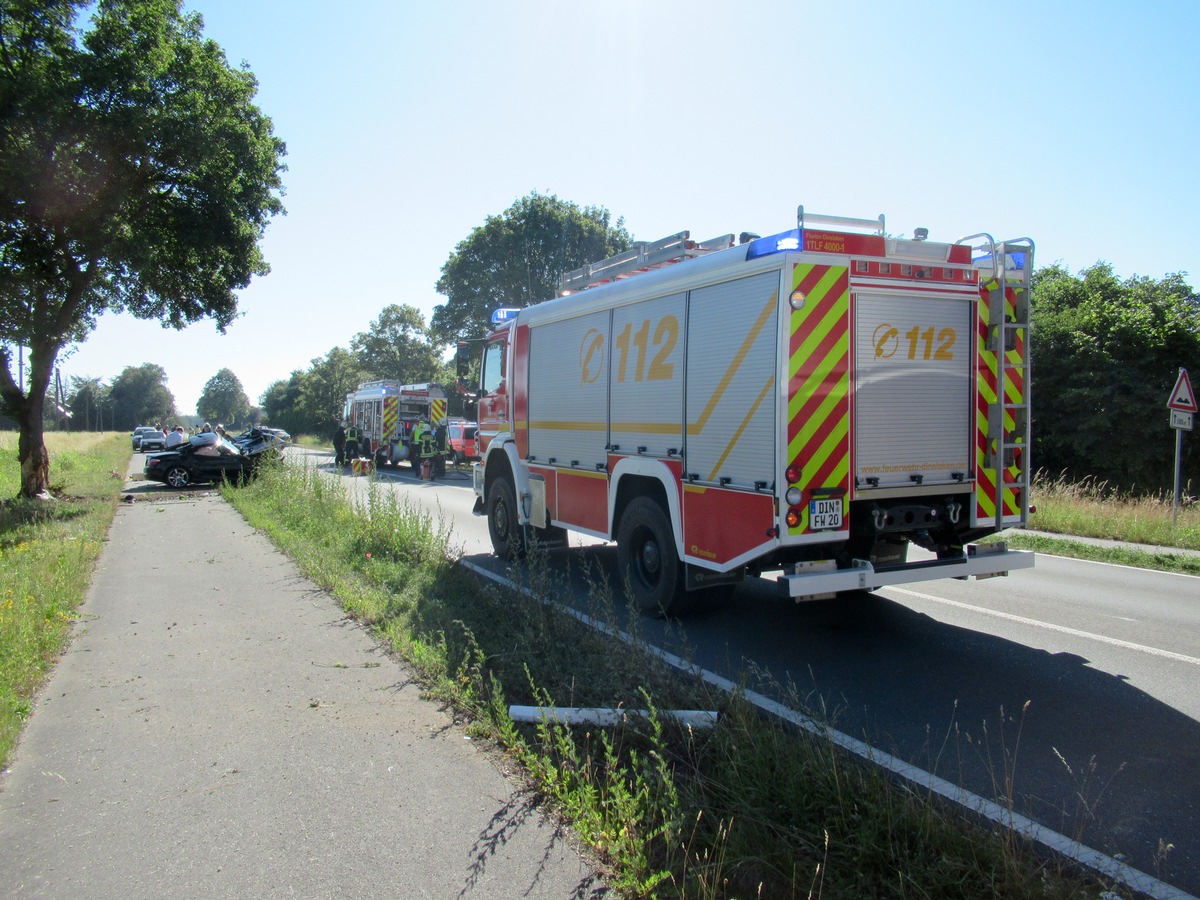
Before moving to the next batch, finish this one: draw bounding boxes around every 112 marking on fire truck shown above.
[462,205,1035,617]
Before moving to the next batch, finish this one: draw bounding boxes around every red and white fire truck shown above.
[466,207,1034,615]
[343,381,449,471]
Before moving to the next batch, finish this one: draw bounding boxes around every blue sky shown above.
[61,0,1200,418]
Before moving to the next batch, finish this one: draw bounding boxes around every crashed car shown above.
[143,429,280,488]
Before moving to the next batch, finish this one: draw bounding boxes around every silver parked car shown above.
[131,426,157,450]
[139,430,167,452]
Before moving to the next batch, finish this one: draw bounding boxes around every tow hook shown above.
[872,507,887,531]
[947,501,961,525]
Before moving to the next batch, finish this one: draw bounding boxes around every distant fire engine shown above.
[343,381,449,474]
[463,206,1034,615]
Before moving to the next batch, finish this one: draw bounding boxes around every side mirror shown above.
[456,341,471,378]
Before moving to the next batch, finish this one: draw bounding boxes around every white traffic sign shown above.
[1170,409,1194,431]
[1167,367,1197,413]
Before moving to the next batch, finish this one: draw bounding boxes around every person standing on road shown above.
[165,426,185,449]
[333,422,346,467]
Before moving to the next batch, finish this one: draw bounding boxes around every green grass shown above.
[1029,470,1199,550]
[0,431,131,766]
[223,461,1132,898]
[989,471,1200,575]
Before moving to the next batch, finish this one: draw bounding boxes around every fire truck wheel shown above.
[617,496,689,617]
[486,476,527,560]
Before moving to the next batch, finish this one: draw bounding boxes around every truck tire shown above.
[486,476,527,560]
[617,496,690,617]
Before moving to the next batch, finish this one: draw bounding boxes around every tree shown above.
[109,363,174,429]
[351,304,444,384]
[297,347,366,437]
[260,372,305,436]
[197,367,249,427]
[65,375,111,431]
[0,0,286,497]
[431,192,631,344]
[1032,263,1200,493]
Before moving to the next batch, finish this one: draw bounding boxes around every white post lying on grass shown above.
[508,706,718,729]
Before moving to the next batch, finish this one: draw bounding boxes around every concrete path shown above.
[0,488,606,899]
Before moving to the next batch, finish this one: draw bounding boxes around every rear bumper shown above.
[778,542,1034,599]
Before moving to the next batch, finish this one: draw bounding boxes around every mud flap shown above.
[685,564,743,592]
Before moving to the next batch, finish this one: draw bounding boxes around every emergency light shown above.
[745,229,801,260]
[491,308,520,326]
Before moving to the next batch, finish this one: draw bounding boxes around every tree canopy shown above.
[197,367,249,427]
[108,362,175,429]
[1032,263,1200,492]
[350,304,444,384]
[0,0,286,496]
[431,192,631,344]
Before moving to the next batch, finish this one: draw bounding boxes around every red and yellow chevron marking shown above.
[787,264,850,534]
[383,396,398,439]
[431,398,447,426]
[975,279,1027,522]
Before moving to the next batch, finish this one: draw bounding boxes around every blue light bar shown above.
[491,308,520,326]
[745,229,802,261]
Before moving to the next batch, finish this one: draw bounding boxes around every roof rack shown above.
[797,205,885,234]
[558,231,734,294]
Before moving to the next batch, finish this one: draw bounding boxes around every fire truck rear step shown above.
[780,542,1034,600]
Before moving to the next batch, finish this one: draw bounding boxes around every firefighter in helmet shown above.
[344,421,361,460]
[412,418,436,478]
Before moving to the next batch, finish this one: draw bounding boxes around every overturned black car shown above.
[143,429,282,488]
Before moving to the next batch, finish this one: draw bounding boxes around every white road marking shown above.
[460,558,1191,900]
[886,587,1200,667]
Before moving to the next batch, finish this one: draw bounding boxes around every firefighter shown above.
[344,422,361,460]
[412,419,436,479]
[333,421,346,467]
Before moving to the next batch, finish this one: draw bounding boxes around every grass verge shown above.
[222,459,1132,898]
[0,432,131,767]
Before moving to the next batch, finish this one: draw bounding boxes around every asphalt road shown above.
[325,449,1200,897]
[0,455,606,899]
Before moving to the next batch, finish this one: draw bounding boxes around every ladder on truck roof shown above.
[557,231,735,294]
[960,233,1035,530]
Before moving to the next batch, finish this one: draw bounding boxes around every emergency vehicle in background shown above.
[465,206,1034,616]
[342,381,449,473]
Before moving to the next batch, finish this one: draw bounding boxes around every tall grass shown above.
[1030,470,1199,550]
[0,431,130,766]
[227,460,1125,898]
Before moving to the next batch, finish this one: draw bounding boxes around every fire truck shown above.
[342,381,449,472]
[465,206,1034,615]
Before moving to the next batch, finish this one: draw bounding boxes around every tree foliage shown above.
[197,367,249,427]
[0,0,286,496]
[431,192,631,343]
[65,375,112,430]
[351,304,444,384]
[1032,263,1200,492]
[260,373,305,437]
[108,363,175,429]
[295,347,366,437]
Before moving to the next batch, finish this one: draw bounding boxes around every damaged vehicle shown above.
[143,428,282,488]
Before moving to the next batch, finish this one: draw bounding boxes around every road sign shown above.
[1167,368,1197,413]
[1171,409,1194,431]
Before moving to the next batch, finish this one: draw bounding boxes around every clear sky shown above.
[59,0,1200,419]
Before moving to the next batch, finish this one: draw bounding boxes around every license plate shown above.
[809,498,843,530]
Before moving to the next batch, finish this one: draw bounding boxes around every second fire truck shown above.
[343,381,449,473]
[466,206,1034,615]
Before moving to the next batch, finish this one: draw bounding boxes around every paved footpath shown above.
[0,487,606,899]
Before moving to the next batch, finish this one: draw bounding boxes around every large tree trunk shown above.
[1,343,57,500]
[18,414,51,499]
